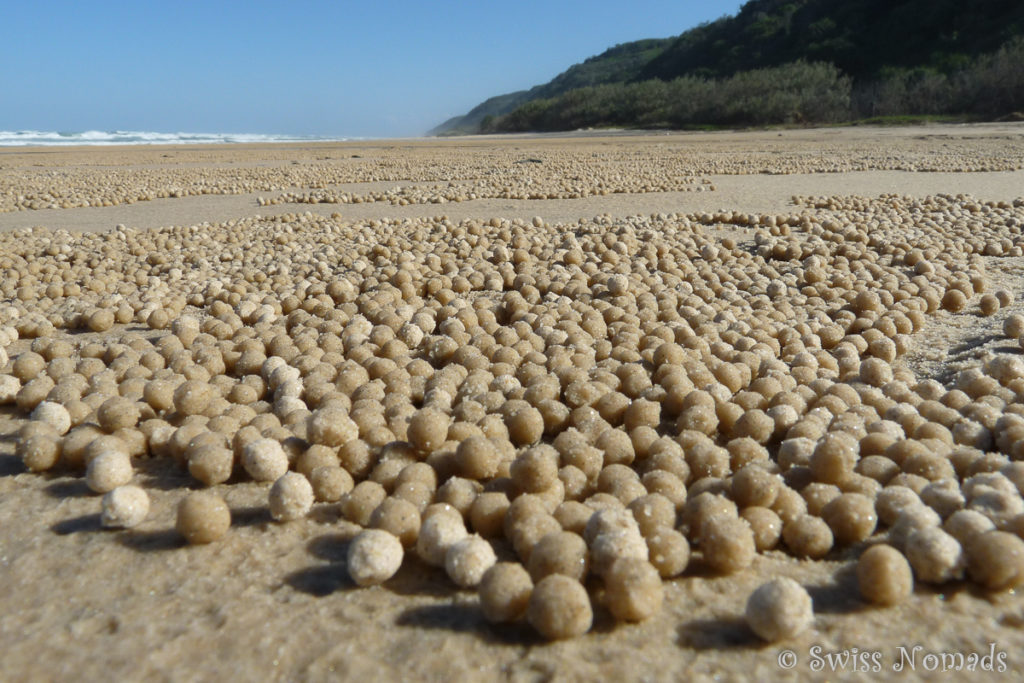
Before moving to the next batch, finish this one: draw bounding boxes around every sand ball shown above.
[0,375,20,404]
[188,445,234,486]
[700,515,756,573]
[966,531,1024,590]
[604,557,663,622]
[644,528,690,578]
[176,491,231,544]
[745,577,814,642]
[479,562,533,623]
[511,445,559,493]
[507,405,545,446]
[347,529,404,586]
[173,380,215,417]
[889,504,941,550]
[980,294,1000,316]
[905,526,964,584]
[269,472,314,522]
[469,491,510,538]
[445,534,497,588]
[821,493,877,545]
[85,309,114,332]
[408,407,449,453]
[30,401,71,435]
[810,432,858,484]
[12,352,45,382]
[310,465,354,502]
[628,493,677,536]
[455,435,501,480]
[731,465,780,508]
[859,358,893,387]
[527,574,593,640]
[370,497,422,548]
[307,408,358,447]
[341,480,388,526]
[857,544,913,606]
[417,506,468,566]
[783,515,833,559]
[943,509,995,545]
[242,438,289,482]
[86,451,133,493]
[101,485,150,529]
[1004,314,1024,339]
[527,531,589,582]
[875,486,921,526]
[741,506,783,551]
[17,433,62,472]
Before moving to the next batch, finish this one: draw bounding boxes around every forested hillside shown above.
[432,0,1024,134]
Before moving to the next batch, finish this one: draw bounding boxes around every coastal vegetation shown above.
[433,0,1024,134]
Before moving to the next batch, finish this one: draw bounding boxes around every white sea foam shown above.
[0,130,348,146]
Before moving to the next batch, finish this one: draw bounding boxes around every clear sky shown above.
[1,0,745,138]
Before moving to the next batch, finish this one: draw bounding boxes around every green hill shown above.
[639,0,1024,81]
[429,39,672,136]
[432,0,1024,134]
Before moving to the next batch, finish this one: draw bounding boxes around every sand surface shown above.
[2,124,1024,681]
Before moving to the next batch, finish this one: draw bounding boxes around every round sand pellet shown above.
[604,557,663,622]
[966,531,1024,590]
[822,493,877,545]
[100,485,150,529]
[310,465,353,502]
[17,434,62,472]
[408,408,448,453]
[30,401,71,436]
[479,562,533,623]
[644,528,690,578]
[341,480,388,526]
[369,497,422,548]
[944,509,996,545]
[701,515,756,573]
[416,506,468,566]
[783,515,834,559]
[741,506,783,551]
[527,574,593,640]
[527,530,589,582]
[745,577,814,642]
[188,445,234,486]
[857,544,913,606]
[905,526,964,584]
[176,491,230,544]
[242,438,289,482]
[97,396,141,433]
[455,435,501,480]
[269,472,314,522]
[347,529,404,586]
[85,451,133,493]
[445,534,497,588]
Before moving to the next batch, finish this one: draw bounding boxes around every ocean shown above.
[0,130,349,146]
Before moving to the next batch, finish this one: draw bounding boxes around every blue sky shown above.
[1,1,745,138]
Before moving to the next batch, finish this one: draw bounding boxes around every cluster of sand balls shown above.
[269,163,711,208]
[5,188,1024,641]
[5,134,1021,214]
[0,160,431,213]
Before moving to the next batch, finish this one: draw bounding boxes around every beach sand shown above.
[2,124,1024,681]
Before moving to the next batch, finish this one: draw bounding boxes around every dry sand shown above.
[2,124,1024,682]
